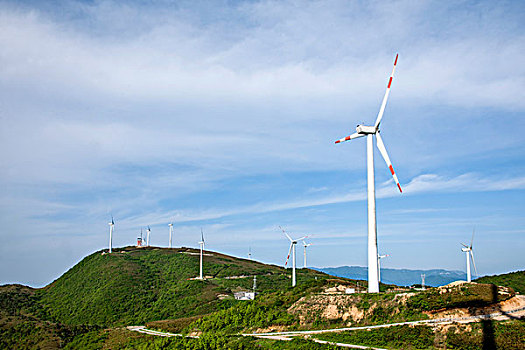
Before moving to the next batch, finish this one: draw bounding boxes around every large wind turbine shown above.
[461,229,478,282]
[281,226,307,287]
[108,217,114,253]
[146,226,151,247]
[377,253,389,283]
[168,223,173,248]
[335,54,402,293]
[198,228,205,280]
[303,241,313,268]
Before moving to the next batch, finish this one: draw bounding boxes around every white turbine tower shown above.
[146,226,151,247]
[335,54,402,293]
[108,217,114,253]
[168,223,173,248]
[461,229,478,282]
[281,226,307,287]
[303,241,313,268]
[377,254,389,283]
[198,228,205,280]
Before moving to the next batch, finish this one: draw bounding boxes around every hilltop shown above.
[37,246,328,326]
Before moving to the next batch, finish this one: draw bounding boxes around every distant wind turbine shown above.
[248,246,252,260]
[146,226,151,247]
[281,226,307,287]
[377,254,389,283]
[199,228,205,280]
[168,223,173,248]
[302,240,313,268]
[108,216,114,253]
[461,229,478,282]
[334,54,402,293]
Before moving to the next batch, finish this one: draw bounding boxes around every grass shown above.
[475,270,525,294]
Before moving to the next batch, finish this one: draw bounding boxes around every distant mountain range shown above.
[315,266,466,287]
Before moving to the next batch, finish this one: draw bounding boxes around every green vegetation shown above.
[315,324,435,349]
[476,270,525,294]
[406,283,511,311]
[188,280,326,333]
[65,328,347,349]
[445,320,525,350]
[3,247,524,349]
[37,246,327,326]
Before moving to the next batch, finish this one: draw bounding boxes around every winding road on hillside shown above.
[127,300,525,348]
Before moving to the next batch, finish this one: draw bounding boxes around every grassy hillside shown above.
[0,285,98,349]
[475,270,525,294]
[37,246,328,326]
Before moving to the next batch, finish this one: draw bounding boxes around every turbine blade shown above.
[280,226,293,242]
[470,228,475,248]
[375,131,402,193]
[335,132,365,144]
[460,242,468,248]
[470,251,478,278]
[374,53,398,129]
[296,235,309,241]
[284,243,293,267]
[201,228,204,242]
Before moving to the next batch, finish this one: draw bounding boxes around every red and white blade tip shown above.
[335,135,351,144]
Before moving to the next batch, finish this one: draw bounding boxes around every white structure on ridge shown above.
[281,226,307,287]
[108,217,114,253]
[461,229,478,282]
[303,241,313,268]
[335,54,403,293]
[198,228,205,280]
[377,253,389,283]
[146,226,151,247]
[168,223,173,248]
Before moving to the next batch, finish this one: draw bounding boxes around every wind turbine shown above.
[198,228,205,280]
[461,229,478,282]
[302,241,313,268]
[108,217,114,253]
[168,223,173,248]
[281,226,307,287]
[146,226,151,247]
[335,53,402,293]
[377,254,389,283]
[248,246,252,260]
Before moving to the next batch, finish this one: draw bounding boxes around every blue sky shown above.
[1,0,524,287]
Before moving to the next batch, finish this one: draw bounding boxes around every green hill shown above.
[475,270,525,294]
[37,246,328,326]
[2,247,523,349]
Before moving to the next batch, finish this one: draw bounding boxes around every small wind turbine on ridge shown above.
[377,253,389,283]
[168,223,173,248]
[302,240,313,268]
[461,228,478,282]
[334,53,403,293]
[198,228,205,280]
[108,216,114,253]
[146,226,151,247]
[281,226,307,287]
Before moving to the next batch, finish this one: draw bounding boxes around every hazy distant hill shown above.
[315,266,466,287]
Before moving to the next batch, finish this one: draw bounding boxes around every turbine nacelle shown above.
[356,124,377,134]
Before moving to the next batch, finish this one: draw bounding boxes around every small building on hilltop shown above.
[234,291,255,300]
